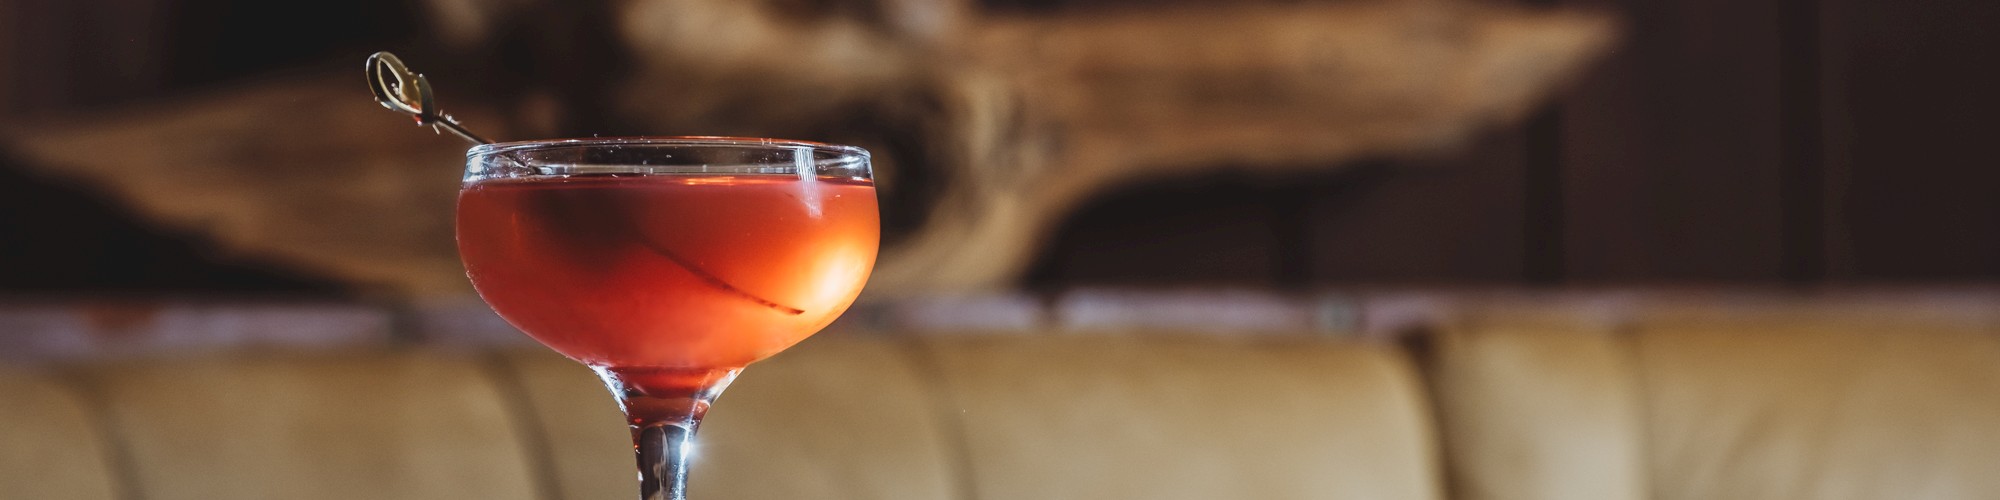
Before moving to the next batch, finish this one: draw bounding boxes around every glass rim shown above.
[465,136,871,160]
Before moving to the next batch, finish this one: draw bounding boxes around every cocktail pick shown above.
[364,51,804,315]
[366,51,492,145]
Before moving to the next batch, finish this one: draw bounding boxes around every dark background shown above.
[1,0,1995,295]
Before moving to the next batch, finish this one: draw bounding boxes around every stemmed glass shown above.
[455,137,878,500]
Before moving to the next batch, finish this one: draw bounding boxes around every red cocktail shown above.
[456,138,876,500]
[459,174,877,394]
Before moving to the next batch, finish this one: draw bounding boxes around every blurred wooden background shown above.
[0,0,1995,295]
[1022,0,2000,287]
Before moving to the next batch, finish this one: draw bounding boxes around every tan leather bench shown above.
[3,303,1996,499]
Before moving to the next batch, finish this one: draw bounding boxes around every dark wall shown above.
[0,0,418,114]
[1030,0,2000,288]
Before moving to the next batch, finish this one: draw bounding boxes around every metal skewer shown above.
[367,51,491,145]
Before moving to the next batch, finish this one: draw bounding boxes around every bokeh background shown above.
[1,1,1998,499]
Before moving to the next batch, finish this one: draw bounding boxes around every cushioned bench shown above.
[3,299,1996,500]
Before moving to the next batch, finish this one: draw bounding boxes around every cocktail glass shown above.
[456,137,877,500]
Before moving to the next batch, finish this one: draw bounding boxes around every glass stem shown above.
[636,419,697,500]
[597,367,742,500]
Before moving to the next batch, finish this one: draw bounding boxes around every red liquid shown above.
[457,175,878,395]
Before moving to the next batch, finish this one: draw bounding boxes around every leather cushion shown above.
[925,334,1441,500]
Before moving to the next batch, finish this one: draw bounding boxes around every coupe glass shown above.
[456,137,878,500]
